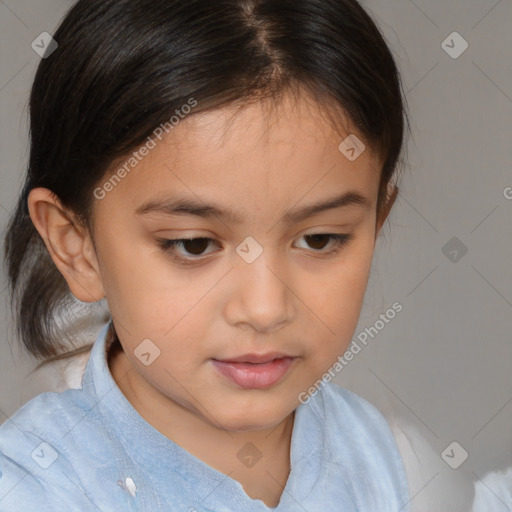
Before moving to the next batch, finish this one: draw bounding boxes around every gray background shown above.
[0,0,511,503]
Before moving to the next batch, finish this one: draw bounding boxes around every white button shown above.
[125,477,137,497]
[117,477,137,497]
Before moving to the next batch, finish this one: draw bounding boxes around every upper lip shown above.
[214,352,295,364]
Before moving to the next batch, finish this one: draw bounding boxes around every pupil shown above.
[184,238,208,255]
[306,235,328,250]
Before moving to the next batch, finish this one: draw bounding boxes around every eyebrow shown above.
[135,191,370,224]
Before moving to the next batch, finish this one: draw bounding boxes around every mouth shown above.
[211,355,297,389]
[214,352,294,364]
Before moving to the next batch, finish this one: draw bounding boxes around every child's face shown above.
[89,92,386,431]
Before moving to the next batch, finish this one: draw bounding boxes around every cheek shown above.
[301,235,375,361]
[307,237,374,321]
[96,229,205,332]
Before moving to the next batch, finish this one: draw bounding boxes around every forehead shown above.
[98,92,382,219]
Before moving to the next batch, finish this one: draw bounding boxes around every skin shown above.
[28,91,396,507]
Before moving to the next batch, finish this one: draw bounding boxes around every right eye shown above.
[157,237,220,263]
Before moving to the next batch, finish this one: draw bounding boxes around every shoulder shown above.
[321,383,475,511]
[473,468,512,511]
[315,382,403,465]
[316,382,404,459]
[0,389,100,510]
[315,383,477,511]
[0,385,96,447]
[307,382,411,509]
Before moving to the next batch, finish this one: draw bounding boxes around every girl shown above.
[1,0,414,509]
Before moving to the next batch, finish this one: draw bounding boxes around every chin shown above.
[219,418,284,433]
[211,403,294,433]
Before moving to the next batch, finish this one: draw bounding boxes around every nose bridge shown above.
[228,241,295,332]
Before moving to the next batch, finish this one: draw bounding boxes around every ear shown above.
[27,187,105,303]
[375,182,398,239]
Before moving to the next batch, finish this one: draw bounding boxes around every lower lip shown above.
[211,357,296,389]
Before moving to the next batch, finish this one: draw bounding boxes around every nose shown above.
[224,251,295,334]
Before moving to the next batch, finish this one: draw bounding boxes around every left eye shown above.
[296,233,352,252]
[157,233,352,262]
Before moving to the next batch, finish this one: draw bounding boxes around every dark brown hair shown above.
[4,0,409,368]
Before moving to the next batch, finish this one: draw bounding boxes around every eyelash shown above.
[157,233,353,265]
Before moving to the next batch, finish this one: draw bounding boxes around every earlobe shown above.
[375,182,398,237]
[27,187,105,303]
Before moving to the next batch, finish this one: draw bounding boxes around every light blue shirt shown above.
[473,469,512,511]
[0,321,411,511]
